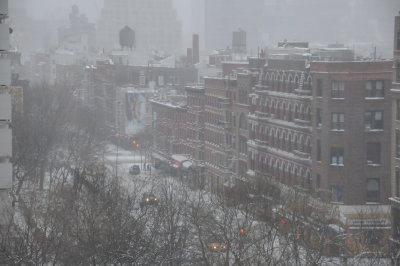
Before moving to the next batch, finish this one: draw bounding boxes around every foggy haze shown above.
[3,0,400,264]
[19,0,400,56]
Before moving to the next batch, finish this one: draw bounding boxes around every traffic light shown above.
[132,139,140,149]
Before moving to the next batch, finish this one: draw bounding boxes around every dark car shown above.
[140,192,159,209]
[129,165,140,175]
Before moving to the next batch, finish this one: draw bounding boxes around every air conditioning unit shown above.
[0,162,12,189]
[0,0,8,18]
[0,58,10,86]
[0,92,11,121]
[0,23,8,51]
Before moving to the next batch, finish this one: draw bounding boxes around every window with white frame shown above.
[330,147,344,165]
[316,79,323,97]
[365,80,384,98]
[397,62,400,83]
[316,108,322,127]
[331,112,344,130]
[366,142,381,165]
[365,111,383,130]
[331,81,345,98]
[366,178,380,202]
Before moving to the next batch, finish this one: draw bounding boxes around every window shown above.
[331,185,344,202]
[397,62,400,83]
[239,136,247,154]
[397,132,400,159]
[396,169,400,197]
[366,142,380,165]
[397,100,400,121]
[365,81,384,98]
[397,31,400,50]
[331,81,345,98]
[330,147,344,165]
[316,108,322,127]
[365,111,383,130]
[316,174,321,189]
[366,178,380,202]
[317,140,321,161]
[331,113,344,130]
[316,79,323,97]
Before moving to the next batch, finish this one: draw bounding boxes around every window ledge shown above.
[367,163,381,167]
[365,202,380,205]
[330,164,344,167]
[365,129,384,132]
[331,129,345,132]
[331,97,345,100]
[365,97,384,100]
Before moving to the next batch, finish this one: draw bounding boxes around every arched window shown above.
[287,132,293,151]
[239,113,247,130]
[294,103,299,119]
[305,75,312,91]
[271,72,276,90]
[281,130,287,151]
[305,106,312,121]
[305,136,311,154]
[287,74,293,92]
[294,74,300,91]
[276,73,281,91]
[298,134,304,152]
[293,134,298,151]
[282,73,287,92]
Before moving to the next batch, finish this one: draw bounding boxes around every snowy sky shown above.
[20,0,400,56]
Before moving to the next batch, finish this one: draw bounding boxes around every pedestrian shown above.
[143,162,146,171]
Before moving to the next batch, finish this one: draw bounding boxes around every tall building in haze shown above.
[97,0,182,55]
[204,0,265,53]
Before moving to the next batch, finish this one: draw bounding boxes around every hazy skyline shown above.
[18,0,400,56]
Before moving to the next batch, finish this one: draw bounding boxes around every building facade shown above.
[312,61,392,205]
[0,0,12,220]
[150,85,205,188]
[248,59,313,193]
[390,12,400,264]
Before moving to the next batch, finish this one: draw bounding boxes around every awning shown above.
[171,154,189,162]
[182,161,193,169]
[152,153,169,162]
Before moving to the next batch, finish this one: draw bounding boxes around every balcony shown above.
[255,111,269,119]
[217,120,232,130]
[294,88,312,96]
[293,149,311,160]
[294,118,311,127]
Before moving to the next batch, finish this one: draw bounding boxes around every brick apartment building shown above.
[248,58,313,193]
[150,85,206,188]
[390,12,400,263]
[312,61,392,205]
[150,43,393,208]
[203,60,261,193]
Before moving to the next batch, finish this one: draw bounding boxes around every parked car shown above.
[140,192,159,209]
[129,165,140,175]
